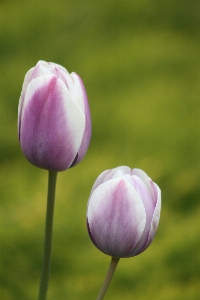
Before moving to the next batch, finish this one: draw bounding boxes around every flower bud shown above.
[18,60,91,171]
[87,166,161,258]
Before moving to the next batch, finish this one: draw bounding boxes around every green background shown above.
[0,0,200,299]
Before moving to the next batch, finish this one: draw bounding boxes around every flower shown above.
[87,166,161,258]
[18,60,91,171]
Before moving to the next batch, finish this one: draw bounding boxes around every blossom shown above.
[18,60,91,171]
[87,166,161,258]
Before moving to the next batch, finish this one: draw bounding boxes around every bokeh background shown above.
[1,0,200,299]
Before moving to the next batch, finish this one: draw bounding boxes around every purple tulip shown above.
[87,166,161,258]
[18,60,91,171]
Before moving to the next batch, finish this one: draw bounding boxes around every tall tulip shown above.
[18,61,91,300]
[18,60,91,171]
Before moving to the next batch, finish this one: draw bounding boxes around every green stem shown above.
[38,171,58,300]
[96,257,120,300]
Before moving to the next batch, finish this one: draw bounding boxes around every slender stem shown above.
[96,257,120,300]
[38,171,58,300]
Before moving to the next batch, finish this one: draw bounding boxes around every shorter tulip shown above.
[87,166,161,258]
[18,60,91,171]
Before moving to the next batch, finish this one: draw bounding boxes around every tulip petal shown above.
[90,169,112,194]
[104,166,131,181]
[18,67,35,137]
[132,168,155,199]
[124,175,156,256]
[90,167,130,195]
[70,73,92,165]
[136,184,161,255]
[19,75,85,171]
[32,61,53,79]
[87,178,146,257]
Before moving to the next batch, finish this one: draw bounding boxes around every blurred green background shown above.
[0,0,200,299]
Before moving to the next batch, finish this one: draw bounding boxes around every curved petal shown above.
[105,166,131,181]
[47,61,70,76]
[135,183,161,255]
[31,61,54,79]
[20,75,85,171]
[70,73,91,165]
[18,66,35,137]
[124,175,155,256]
[132,168,154,198]
[90,166,131,195]
[58,69,71,89]
[90,169,113,195]
[87,178,146,257]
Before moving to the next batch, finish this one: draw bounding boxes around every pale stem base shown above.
[38,171,58,300]
[96,257,120,300]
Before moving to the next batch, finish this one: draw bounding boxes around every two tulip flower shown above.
[18,60,161,259]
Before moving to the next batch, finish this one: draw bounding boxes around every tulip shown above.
[18,60,91,171]
[87,166,161,258]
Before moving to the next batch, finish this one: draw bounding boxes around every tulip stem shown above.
[96,257,120,300]
[38,171,58,300]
